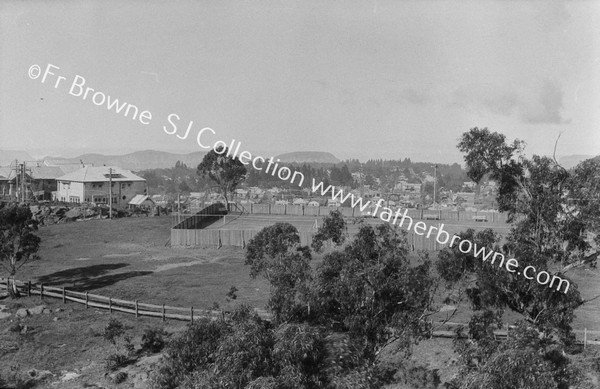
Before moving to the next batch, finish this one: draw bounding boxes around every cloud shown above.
[519,79,570,124]
[385,87,432,105]
[450,79,569,124]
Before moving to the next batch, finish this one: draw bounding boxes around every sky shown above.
[1,0,599,164]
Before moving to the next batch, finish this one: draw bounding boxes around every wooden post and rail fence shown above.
[2,277,599,347]
[0,277,221,323]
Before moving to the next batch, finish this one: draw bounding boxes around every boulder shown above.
[51,206,68,216]
[61,372,81,381]
[83,208,98,218]
[16,308,29,317]
[64,208,84,220]
[28,305,47,315]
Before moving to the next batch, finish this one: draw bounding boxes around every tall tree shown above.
[197,145,247,205]
[441,127,599,389]
[0,204,41,296]
[245,223,312,324]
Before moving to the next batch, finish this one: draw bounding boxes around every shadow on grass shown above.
[36,263,153,291]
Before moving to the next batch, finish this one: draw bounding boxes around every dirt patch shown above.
[154,259,210,272]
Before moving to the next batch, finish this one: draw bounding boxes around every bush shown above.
[394,361,441,389]
[141,328,167,354]
[149,318,229,389]
[105,353,130,372]
[103,318,125,347]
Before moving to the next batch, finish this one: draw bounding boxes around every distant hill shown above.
[558,155,598,169]
[44,150,207,171]
[0,150,34,166]
[275,151,340,164]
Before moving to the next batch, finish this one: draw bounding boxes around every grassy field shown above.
[1,214,599,387]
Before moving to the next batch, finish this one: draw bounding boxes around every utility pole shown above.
[21,161,26,203]
[433,164,437,208]
[13,160,19,202]
[109,168,113,219]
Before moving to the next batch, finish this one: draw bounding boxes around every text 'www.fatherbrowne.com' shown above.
[311,180,571,294]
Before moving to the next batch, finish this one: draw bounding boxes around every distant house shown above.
[128,194,155,209]
[327,199,341,207]
[307,200,320,207]
[0,162,85,201]
[404,183,422,193]
[54,166,146,207]
[293,198,307,205]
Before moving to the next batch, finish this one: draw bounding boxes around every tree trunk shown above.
[8,278,20,298]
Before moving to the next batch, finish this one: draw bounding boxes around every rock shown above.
[28,305,47,315]
[0,311,11,320]
[64,208,84,220]
[54,308,63,313]
[53,317,59,322]
[84,208,98,218]
[20,325,29,334]
[42,308,51,314]
[26,368,53,381]
[51,206,68,216]
[16,308,29,317]
[61,372,81,381]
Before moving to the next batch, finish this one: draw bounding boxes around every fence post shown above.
[40,283,44,299]
[584,328,587,349]
[109,297,112,313]
[62,287,66,303]
[162,304,165,322]
[28,281,31,297]
[135,300,139,318]
[85,292,88,308]
[191,306,194,323]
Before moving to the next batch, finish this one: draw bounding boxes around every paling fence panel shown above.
[288,205,304,216]
[304,206,320,216]
[194,229,220,248]
[270,204,286,215]
[252,204,271,214]
[221,230,245,247]
[339,207,354,217]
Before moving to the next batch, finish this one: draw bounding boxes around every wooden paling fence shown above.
[0,277,221,323]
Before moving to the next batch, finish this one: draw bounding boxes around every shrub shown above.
[141,328,167,354]
[394,361,441,389]
[104,353,130,372]
[103,318,125,347]
[149,318,229,389]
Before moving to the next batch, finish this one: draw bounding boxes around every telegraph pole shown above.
[21,161,26,203]
[109,168,113,219]
[433,164,437,208]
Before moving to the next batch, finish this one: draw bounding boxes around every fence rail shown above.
[0,277,221,322]
[1,278,598,347]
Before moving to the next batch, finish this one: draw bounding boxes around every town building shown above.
[54,166,146,208]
